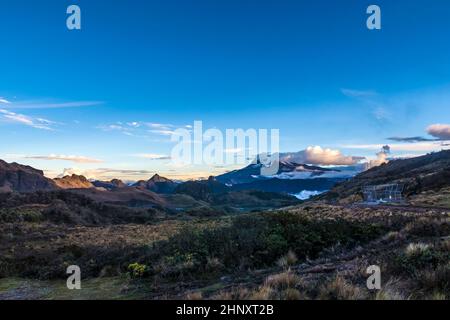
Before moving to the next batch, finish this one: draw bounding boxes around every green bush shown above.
[394,245,449,278]
[127,262,148,278]
[144,212,385,278]
[0,208,43,223]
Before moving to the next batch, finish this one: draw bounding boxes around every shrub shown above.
[127,262,147,278]
[143,211,385,278]
[404,218,450,237]
[417,264,450,295]
[395,243,449,278]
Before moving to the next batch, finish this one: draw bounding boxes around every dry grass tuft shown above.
[265,270,303,290]
[374,278,406,300]
[276,250,298,269]
[318,276,366,300]
[405,242,430,256]
[281,288,305,300]
[185,291,203,300]
[250,285,273,300]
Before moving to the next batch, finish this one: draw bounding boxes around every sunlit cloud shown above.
[427,124,450,140]
[25,154,104,163]
[55,167,156,180]
[281,146,365,165]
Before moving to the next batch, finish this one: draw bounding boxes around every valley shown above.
[0,151,449,300]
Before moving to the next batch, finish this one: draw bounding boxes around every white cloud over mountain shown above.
[281,146,365,166]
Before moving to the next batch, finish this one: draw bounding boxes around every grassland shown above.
[1,202,448,300]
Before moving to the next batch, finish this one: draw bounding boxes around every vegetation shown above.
[0,186,449,300]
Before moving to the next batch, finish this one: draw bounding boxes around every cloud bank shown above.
[281,146,365,166]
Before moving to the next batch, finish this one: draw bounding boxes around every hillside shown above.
[0,160,57,193]
[0,154,449,300]
[320,150,450,203]
[133,174,177,194]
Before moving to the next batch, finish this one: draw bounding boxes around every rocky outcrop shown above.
[92,179,127,190]
[54,174,94,189]
[0,159,57,193]
[133,174,177,194]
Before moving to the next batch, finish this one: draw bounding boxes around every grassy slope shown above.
[0,277,144,300]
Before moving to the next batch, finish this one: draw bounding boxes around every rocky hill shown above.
[53,174,94,189]
[320,150,450,203]
[92,179,127,190]
[0,160,57,193]
[133,174,177,194]
[175,176,229,202]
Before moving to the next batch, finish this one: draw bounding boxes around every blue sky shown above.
[0,0,449,180]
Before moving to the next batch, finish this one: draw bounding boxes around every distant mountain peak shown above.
[131,174,177,194]
[149,174,172,183]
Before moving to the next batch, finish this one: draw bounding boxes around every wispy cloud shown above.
[386,124,450,143]
[372,106,391,121]
[145,122,173,129]
[0,109,56,130]
[24,154,104,163]
[387,136,436,143]
[99,121,190,138]
[341,88,378,98]
[134,153,171,160]
[148,129,175,136]
[0,100,102,110]
[342,142,448,153]
[341,88,392,122]
[55,168,156,180]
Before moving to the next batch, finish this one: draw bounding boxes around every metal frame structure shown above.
[362,183,404,204]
